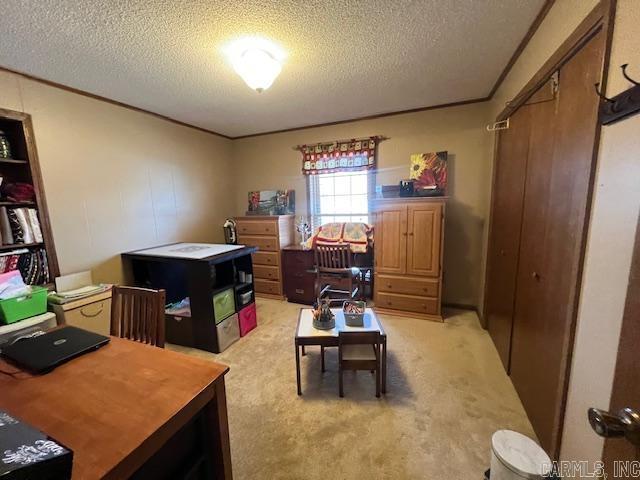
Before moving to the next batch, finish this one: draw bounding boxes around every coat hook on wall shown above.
[621,64,640,86]
[486,118,510,132]
[594,83,615,103]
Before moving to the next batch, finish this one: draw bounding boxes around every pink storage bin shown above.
[238,303,257,337]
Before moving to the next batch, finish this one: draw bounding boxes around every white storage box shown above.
[216,313,240,352]
[50,290,112,336]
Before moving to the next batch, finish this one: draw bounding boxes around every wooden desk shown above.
[294,308,386,395]
[282,245,374,305]
[0,337,232,480]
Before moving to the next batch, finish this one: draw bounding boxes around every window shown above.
[308,170,372,228]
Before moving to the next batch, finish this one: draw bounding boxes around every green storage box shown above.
[0,286,48,325]
[213,288,236,324]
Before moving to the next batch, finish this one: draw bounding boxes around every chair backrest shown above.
[110,286,166,348]
[315,244,352,273]
[338,330,380,346]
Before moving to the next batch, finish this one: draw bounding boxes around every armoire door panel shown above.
[509,31,605,456]
[485,105,532,371]
[376,206,407,275]
[406,203,442,277]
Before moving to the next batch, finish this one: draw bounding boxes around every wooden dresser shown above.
[373,197,445,321]
[235,215,294,299]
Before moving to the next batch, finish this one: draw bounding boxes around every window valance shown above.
[297,136,382,175]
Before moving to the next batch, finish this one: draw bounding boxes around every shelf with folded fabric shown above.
[1,107,60,282]
[0,242,44,251]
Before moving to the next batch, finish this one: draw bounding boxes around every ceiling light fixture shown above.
[225,37,285,93]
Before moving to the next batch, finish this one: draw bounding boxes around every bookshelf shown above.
[0,107,59,286]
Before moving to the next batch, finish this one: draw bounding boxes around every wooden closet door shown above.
[509,31,605,456]
[485,106,531,370]
[406,203,442,277]
[376,205,407,275]
[508,83,558,453]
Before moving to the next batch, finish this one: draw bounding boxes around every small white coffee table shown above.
[294,308,387,395]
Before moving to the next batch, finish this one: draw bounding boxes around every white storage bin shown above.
[216,313,240,352]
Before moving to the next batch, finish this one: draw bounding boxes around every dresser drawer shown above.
[236,220,278,236]
[238,235,278,252]
[254,265,280,281]
[377,275,439,297]
[376,292,439,315]
[254,279,283,296]
[252,251,280,266]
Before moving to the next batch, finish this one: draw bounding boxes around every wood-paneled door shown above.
[406,203,442,277]
[375,206,407,275]
[484,19,608,457]
[485,105,531,370]
[509,31,605,456]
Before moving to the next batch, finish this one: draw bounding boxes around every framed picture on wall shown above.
[409,151,448,195]
[247,190,295,215]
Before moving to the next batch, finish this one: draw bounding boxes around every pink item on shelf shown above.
[238,303,257,337]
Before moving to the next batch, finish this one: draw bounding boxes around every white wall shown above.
[560,0,640,463]
[0,69,233,283]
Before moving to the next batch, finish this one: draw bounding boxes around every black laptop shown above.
[1,326,110,374]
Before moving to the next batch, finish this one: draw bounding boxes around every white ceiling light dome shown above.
[226,37,286,93]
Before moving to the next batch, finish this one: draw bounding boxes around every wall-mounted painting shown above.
[247,190,295,215]
[409,151,448,195]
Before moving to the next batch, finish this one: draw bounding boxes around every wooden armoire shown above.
[484,26,607,457]
[373,197,445,321]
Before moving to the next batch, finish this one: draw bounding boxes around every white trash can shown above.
[490,430,551,479]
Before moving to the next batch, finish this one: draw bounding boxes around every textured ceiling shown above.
[0,0,545,137]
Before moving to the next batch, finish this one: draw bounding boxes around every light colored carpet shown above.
[169,299,535,479]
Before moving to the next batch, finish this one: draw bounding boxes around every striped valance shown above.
[297,136,381,175]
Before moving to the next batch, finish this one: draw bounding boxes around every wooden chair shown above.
[110,286,166,348]
[314,244,362,302]
[338,331,381,398]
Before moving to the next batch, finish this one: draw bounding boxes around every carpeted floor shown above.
[169,298,535,480]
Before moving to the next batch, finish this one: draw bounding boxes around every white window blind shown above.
[308,170,373,230]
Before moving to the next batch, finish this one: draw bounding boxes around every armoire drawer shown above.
[376,292,439,315]
[377,274,439,297]
[253,265,280,281]
[252,251,280,266]
[238,235,278,252]
[236,220,278,236]
[254,279,282,296]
